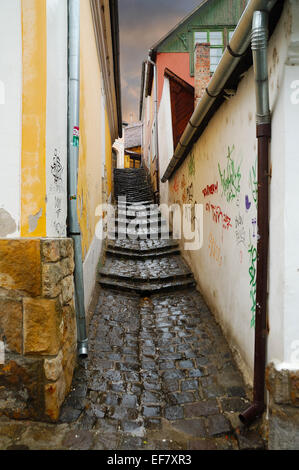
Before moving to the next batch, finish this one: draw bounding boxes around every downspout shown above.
[67,0,88,358]
[148,58,160,204]
[239,10,271,425]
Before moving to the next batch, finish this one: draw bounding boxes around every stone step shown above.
[116,201,155,208]
[117,210,160,219]
[108,227,172,239]
[107,238,179,254]
[116,206,155,213]
[111,218,167,228]
[99,270,193,283]
[98,276,196,295]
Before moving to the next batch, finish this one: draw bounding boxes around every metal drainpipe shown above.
[239,10,271,426]
[148,58,160,204]
[67,0,88,358]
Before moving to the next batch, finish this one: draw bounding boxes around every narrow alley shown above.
[0,170,264,451]
[1,0,298,453]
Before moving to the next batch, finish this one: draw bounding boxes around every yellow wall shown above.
[105,110,112,198]
[78,0,104,260]
[124,146,141,168]
[21,0,47,237]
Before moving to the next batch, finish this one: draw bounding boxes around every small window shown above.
[194,30,224,74]
[209,31,222,46]
[194,31,208,43]
[210,48,223,73]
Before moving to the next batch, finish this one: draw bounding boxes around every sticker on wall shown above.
[73,126,79,147]
[51,149,63,185]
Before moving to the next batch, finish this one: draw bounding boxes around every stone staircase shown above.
[113,168,154,203]
[99,168,196,295]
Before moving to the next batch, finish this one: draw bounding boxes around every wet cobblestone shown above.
[100,256,191,279]
[0,286,266,450]
[0,170,266,450]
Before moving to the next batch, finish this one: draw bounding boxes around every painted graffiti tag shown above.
[249,157,258,207]
[245,195,251,212]
[53,221,64,237]
[248,242,257,328]
[55,196,62,219]
[51,149,63,184]
[235,213,246,246]
[186,183,194,202]
[208,232,223,266]
[252,218,257,238]
[173,176,179,193]
[218,145,242,203]
[206,202,232,230]
[202,181,218,198]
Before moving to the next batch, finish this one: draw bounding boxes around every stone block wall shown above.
[0,238,77,422]
[266,363,299,449]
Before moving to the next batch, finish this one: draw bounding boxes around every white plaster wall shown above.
[46,0,68,237]
[83,227,103,311]
[165,3,294,382]
[0,0,22,237]
[283,65,299,367]
[268,0,299,368]
[158,77,173,214]
[113,136,124,168]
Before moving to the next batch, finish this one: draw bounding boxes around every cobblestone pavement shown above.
[100,256,191,279]
[0,170,265,450]
[0,288,265,450]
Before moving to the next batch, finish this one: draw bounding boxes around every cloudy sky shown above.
[119,0,202,123]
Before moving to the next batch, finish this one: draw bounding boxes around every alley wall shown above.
[166,2,297,384]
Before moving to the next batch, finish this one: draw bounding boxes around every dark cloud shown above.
[119,0,202,122]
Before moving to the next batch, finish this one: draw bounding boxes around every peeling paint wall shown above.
[21,0,47,237]
[0,0,22,237]
[165,3,298,382]
[77,0,106,309]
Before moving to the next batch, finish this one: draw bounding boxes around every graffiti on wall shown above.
[186,183,194,202]
[235,213,246,246]
[251,218,257,238]
[202,182,218,198]
[218,145,242,203]
[248,240,257,328]
[173,176,179,193]
[206,202,232,230]
[249,157,258,207]
[51,149,63,185]
[208,232,223,266]
[245,195,251,212]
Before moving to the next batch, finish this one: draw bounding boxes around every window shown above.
[194,30,224,73]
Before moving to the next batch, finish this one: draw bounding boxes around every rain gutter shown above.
[139,61,146,121]
[239,9,271,426]
[67,0,88,358]
[161,0,278,183]
[109,0,123,138]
